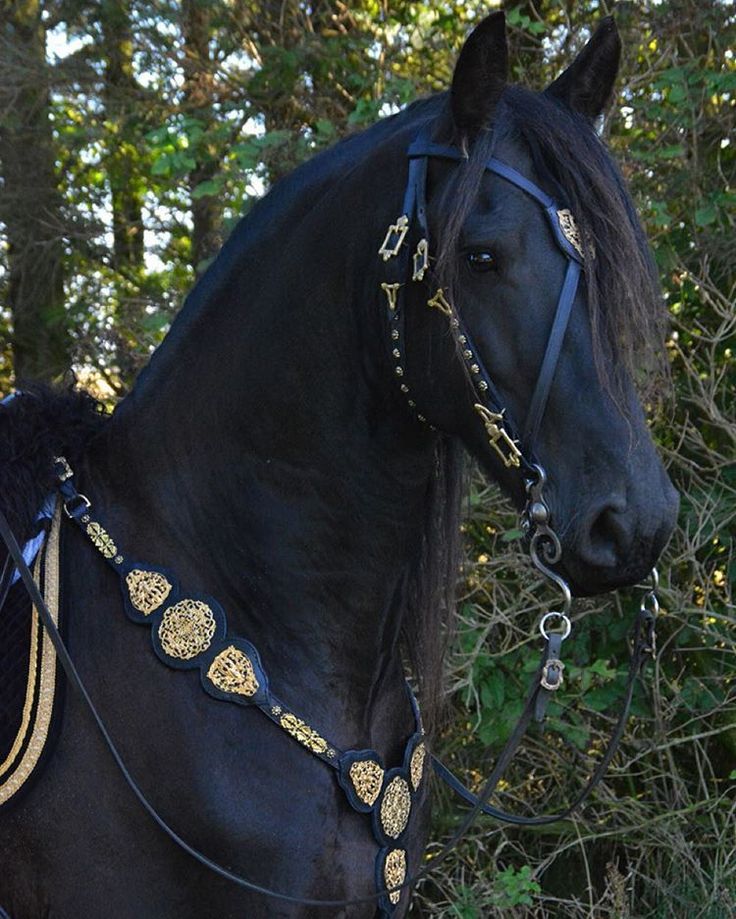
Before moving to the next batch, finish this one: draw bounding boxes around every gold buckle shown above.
[473,404,522,469]
[412,239,429,281]
[380,282,401,311]
[427,288,453,317]
[378,215,409,261]
[540,659,565,691]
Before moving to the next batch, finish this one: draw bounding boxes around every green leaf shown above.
[191,179,222,199]
[694,205,717,227]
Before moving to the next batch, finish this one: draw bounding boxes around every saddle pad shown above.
[0,501,64,810]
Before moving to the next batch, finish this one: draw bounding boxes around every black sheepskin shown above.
[0,386,107,549]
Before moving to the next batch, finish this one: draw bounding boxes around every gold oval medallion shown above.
[349,759,384,808]
[126,569,172,616]
[380,775,411,839]
[409,741,426,792]
[384,848,407,905]
[207,645,259,697]
[158,599,216,660]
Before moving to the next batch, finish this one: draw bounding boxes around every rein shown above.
[0,126,662,912]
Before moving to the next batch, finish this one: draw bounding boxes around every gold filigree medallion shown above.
[86,521,117,559]
[384,848,407,905]
[349,759,384,807]
[556,208,584,258]
[126,569,172,616]
[279,713,329,755]
[158,599,216,660]
[207,645,259,697]
[410,741,426,791]
[380,775,411,839]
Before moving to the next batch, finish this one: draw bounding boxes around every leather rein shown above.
[0,126,661,910]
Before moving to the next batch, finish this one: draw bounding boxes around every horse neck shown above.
[87,138,440,741]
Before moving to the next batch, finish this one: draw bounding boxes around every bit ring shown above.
[539,612,572,641]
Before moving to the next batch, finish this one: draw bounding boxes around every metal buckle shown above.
[473,404,522,469]
[540,658,565,691]
[54,456,74,482]
[427,288,453,317]
[412,239,429,281]
[378,215,409,261]
[63,493,91,519]
[380,282,401,312]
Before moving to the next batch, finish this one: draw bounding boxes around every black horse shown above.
[0,13,678,919]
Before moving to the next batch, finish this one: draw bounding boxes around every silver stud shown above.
[408,399,416,407]
[392,348,401,358]
[417,414,426,423]
[478,380,489,391]
[471,364,480,374]
[450,318,459,328]
[395,366,404,376]
[391,330,399,340]
[400,384,409,393]
[463,349,472,360]
[458,335,467,344]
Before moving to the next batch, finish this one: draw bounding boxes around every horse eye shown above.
[466,251,496,272]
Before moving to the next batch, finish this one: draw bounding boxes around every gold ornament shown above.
[279,713,328,755]
[158,599,216,660]
[126,569,172,616]
[349,759,384,807]
[384,848,407,905]
[86,522,117,559]
[380,775,411,839]
[410,741,426,792]
[556,208,584,258]
[207,645,259,697]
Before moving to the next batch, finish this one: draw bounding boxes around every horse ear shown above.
[451,12,508,137]
[545,17,621,118]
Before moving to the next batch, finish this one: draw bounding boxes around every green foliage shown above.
[0,0,734,916]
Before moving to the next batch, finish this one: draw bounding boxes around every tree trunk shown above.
[101,0,144,273]
[182,0,222,275]
[0,0,69,383]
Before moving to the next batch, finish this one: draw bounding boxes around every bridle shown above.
[379,124,585,645]
[0,123,660,912]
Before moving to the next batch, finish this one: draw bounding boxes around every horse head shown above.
[392,13,678,597]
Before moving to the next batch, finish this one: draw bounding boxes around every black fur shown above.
[0,387,106,545]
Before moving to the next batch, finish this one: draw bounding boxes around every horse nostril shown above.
[580,499,631,570]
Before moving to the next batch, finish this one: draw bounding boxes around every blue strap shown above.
[522,258,581,452]
[485,158,555,209]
